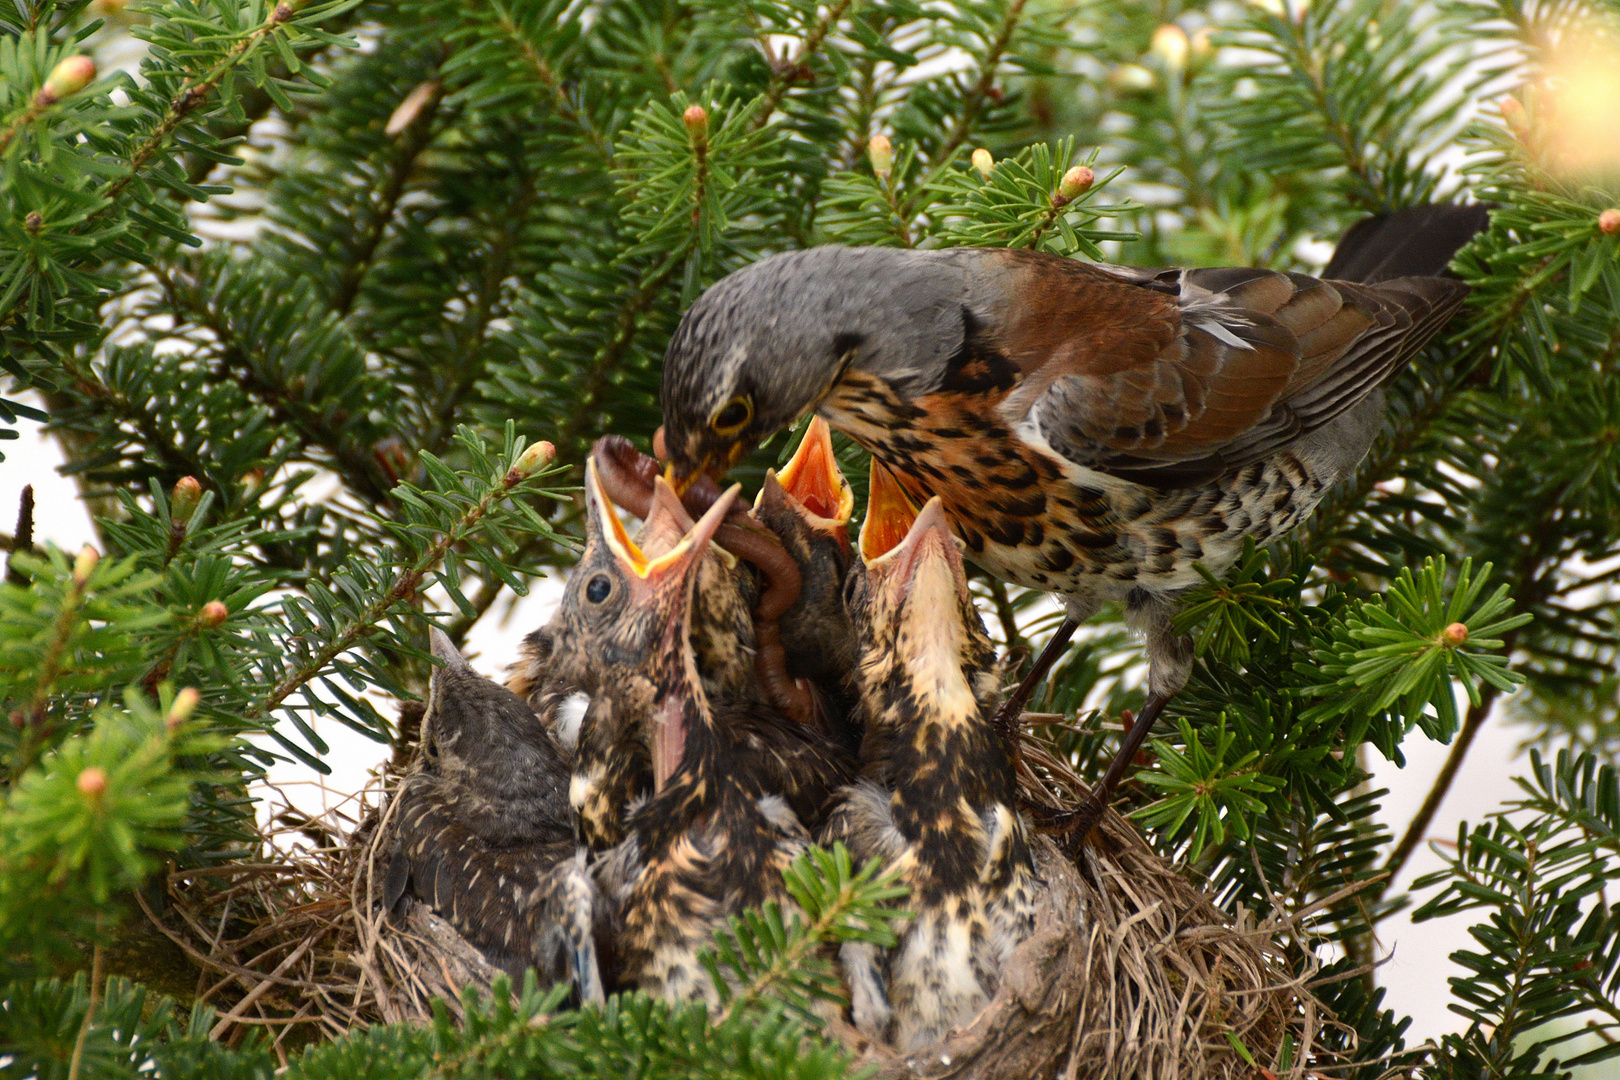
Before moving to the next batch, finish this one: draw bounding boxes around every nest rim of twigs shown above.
[140,722,1360,1078]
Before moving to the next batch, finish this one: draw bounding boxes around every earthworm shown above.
[591,437,811,721]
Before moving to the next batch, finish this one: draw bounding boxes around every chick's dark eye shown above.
[585,575,611,603]
[711,396,752,434]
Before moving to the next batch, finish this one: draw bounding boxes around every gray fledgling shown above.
[382,629,604,1001]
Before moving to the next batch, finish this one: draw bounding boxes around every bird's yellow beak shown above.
[771,416,853,527]
[859,458,919,565]
[588,459,723,583]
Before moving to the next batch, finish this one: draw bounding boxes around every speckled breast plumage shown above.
[825,369,1335,604]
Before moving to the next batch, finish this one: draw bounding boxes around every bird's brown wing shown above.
[986,252,1466,488]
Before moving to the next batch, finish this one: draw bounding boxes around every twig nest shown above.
[843,837,1088,1080]
[839,810,1307,1080]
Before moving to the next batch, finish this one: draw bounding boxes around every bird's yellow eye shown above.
[711,395,753,436]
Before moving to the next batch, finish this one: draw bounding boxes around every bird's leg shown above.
[990,614,1079,765]
[1035,691,1171,843]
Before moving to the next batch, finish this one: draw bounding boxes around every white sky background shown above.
[0,413,1547,1045]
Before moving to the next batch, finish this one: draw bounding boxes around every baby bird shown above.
[381,629,604,1001]
[569,481,815,1004]
[503,624,590,751]
[551,457,853,851]
[827,464,1039,1051]
[752,417,863,753]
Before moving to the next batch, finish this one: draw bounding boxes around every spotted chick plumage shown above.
[382,630,604,1000]
[826,480,1039,1050]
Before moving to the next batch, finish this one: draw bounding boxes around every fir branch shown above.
[47,364,216,483]
[425,166,544,455]
[1377,510,1557,893]
[491,7,614,166]
[329,82,445,317]
[1380,688,1500,891]
[748,0,855,132]
[91,2,317,220]
[552,258,682,458]
[151,264,385,500]
[903,0,1030,212]
[242,448,545,724]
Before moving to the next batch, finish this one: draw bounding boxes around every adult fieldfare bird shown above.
[658,205,1489,828]
[566,484,815,1004]
[548,458,854,851]
[381,629,604,1001]
[827,468,1038,1050]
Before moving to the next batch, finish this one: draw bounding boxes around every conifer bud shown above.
[72,545,99,586]
[1499,97,1528,136]
[385,80,441,137]
[171,476,202,524]
[1600,209,1620,235]
[25,212,42,236]
[9,710,24,730]
[1108,63,1155,93]
[1151,25,1190,70]
[1190,27,1215,62]
[868,135,893,180]
[198,601,229,628]
[683,104,708,148]
[511,440,556,478]
[77,767,107,800]
[971,148,994,178]
[37,56,96,105]
[1058,165,1094,200]
[167,687,200,730]
[1441,623,1469,647]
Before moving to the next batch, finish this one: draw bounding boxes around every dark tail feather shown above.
[1324,204,1492,284]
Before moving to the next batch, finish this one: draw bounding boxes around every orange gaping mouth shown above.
[777,416,854,526]
[859,459,919,563]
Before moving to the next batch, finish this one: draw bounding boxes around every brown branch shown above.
[1375,486,1563,897]
[4,485,33,585]
[66,937,105,1080]
[748,0,855,132]
[93,3,306,218]
[330,84,444,317]
[492,10,614,166]
[241,459,535,724]
[426,162,544,454]
[1379,686,1503,891]
[903,0,1030,216]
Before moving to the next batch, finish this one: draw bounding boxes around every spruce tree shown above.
[3,0,1619,1075]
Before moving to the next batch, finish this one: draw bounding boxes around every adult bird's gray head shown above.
[659,246,973,490]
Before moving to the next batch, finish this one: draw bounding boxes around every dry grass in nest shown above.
[144,727,1347,1077]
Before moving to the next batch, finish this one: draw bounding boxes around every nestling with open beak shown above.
[752,417,863,753]
[381,630,604,1001]
[825,463,1039,1051]
[572,485,815,1004]
[549,461,855,851]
